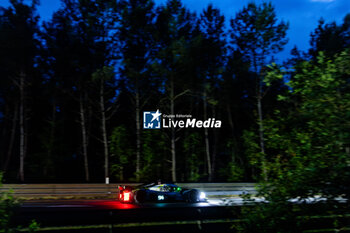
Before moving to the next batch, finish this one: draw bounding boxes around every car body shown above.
[118,183,206,203]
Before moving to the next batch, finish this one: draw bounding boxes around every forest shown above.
[0,0,349,184]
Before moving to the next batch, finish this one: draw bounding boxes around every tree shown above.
[309,14,350,59]
[238,50,350,233]
[117,0,158,181]
[109,125,132,181]
[92,67,117,182]
[199,4,226,181]
[139,130,166,181]
[230,2,288,180]
[42,0,115,182]
[183,132,203,182]
[0,0,40,182]
[153,0,197,182]
[264,50,350,198]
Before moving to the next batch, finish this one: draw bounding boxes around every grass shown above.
[11,219,242,232]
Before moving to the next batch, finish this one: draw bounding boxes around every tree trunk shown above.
[226,104,235,140]
[135,87,141,182]
[257,93,267,181]
[100,78,109,181]
[19,71,25,182]
[226,104,238,164]
[257,69,268,181]
[3,103,18,172]
[79,94,89,182]
[254,55,268,181]
[170,76,176,182]
[44,101,56,177]
[257,95,265,154]
[211,107,218,181]
[203,89,212,181]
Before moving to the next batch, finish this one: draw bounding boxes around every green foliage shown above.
[110,126,166,182]
[110,126,132,181]
[310,14,350,58]
[0,173,19,232]
[263,51,350,198]
[242,129,266,180]
[230,1,290,182]
[264,63,284,87]
[219,162,244,182]
[236,202,303,233]
[242,130,260,167]
[216,139,246,181]
[137,130,166,181]
[28,220,40,233]
[230,2,289,68]
[240,50,350,232]
[183,133,203,181]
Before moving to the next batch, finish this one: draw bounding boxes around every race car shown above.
[118,183,206,203]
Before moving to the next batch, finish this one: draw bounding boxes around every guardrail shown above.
[177,183,256,192]
[0,183,256,199]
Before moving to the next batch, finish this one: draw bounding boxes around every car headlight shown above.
[200,192,206,199]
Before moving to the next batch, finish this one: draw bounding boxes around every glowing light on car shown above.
[158,195,164,201]
[200,192,206,199]
[123,192,130,202]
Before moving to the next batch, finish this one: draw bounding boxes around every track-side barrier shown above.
[0,183,256,199]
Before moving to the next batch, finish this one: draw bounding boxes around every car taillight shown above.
[123,192,130,202]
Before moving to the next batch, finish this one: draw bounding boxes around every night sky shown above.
[1,0,349,60]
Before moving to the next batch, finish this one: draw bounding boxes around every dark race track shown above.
[13,199,240,232]
[21,199,213,209]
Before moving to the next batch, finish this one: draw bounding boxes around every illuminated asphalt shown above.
[19,190,258,209]
[21,199,210,208]
[20,198,222,209]
[19,196,262,209]
[21,194,335,210]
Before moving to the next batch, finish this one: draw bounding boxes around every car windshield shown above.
[148,184,180,192]
[167,184,181,192]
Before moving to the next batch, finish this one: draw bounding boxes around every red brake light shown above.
[123,192,130,202]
